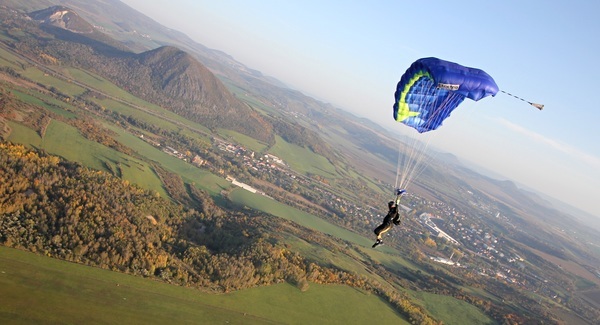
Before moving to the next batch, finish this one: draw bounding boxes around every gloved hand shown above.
[393,220,401,225]
[396,188,406,196]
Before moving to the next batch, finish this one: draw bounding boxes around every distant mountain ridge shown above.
[7,0,592,233]
[19,5,274,142]
[29,5,94,34]
[129,45,274,141]
[3,0,597,256]
[3,3,600,323]
[6,0,380,157]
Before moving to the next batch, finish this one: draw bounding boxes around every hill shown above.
[29,5,95,33]
[0,140,439,323]
[7,4,274,143]
[1,246,413,325]
[127,45,274,142]
[1,2,600,324]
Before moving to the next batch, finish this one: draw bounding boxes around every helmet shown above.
[388,201,395,208]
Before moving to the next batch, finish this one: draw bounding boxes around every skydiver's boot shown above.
[372,239,382,248]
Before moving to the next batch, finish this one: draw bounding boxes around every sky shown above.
[119,0,600,217]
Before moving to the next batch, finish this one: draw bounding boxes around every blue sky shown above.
[120,0,600,217]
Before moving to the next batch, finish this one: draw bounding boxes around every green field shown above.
[0,246,407,325]
[62,67,144,103]
[218,128,269,153]
[230,189,368,245]
[0,45,495,324]
[7,120,168,198]
[268,135,337,178]
[21,67,87,98]
[94,96,216,147]
[5,122,39,145]
[8,88,77,119]
[9,116,229,197]
[219,77,281,117]
[96,97,181,133]
[112,127,230,196]
[412,291,494,325]
[0,46,25,69]
[229,188,422,274]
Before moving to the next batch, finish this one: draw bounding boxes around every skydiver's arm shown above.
[395,189,405,205]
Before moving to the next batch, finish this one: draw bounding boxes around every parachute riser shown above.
[500,90,544,110]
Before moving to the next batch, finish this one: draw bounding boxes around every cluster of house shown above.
[139,131,549,290]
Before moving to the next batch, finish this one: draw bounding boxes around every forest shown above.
[1,3,598,324]
[0,141,447,324]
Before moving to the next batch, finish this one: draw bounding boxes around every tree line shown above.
[0,63,564,325]
[0,141,441,324]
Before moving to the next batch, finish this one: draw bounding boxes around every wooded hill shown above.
[8,5,274,143]
[0,140,442,324]
[2,3,600,324]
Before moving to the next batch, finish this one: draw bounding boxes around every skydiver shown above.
[372,189,406,248]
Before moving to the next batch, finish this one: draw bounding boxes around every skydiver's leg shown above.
[375,223,393,238]
[374,224,388,239]
[373,224,392,248]
[377,225,392,239]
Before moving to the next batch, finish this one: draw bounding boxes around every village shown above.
[139,133,561,298]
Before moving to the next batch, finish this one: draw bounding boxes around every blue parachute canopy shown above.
[393,57,499,133]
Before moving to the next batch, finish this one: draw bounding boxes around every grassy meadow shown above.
[112,127,231,196]
[230,189,369,246]
[0,46,23,69]
[97,97,181,132]
[21,68,87,98]
[0,246,407,325]
[218,77,283,117]
[0,43,495,324]
[8,88,77,119]
[61,67,142,102]
[412,291,495,325]
[268,135,337,178]
[217,128,269,153]
[229,189,421,274]
[7,120,168,198]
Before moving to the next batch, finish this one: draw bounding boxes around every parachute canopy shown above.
[393,57,499,133]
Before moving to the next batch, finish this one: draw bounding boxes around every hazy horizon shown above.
[119,0,599,218]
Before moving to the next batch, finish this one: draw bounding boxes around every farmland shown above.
[0,246,407,325]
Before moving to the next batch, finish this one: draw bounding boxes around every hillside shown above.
[126,45,274,142]
[29,5,95,33]
[4,5,274,143]
[1,2,600,324]
[0,140,441,323]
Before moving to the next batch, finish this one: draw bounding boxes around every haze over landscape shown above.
[2,1,600,324]
[120,0,600,218]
